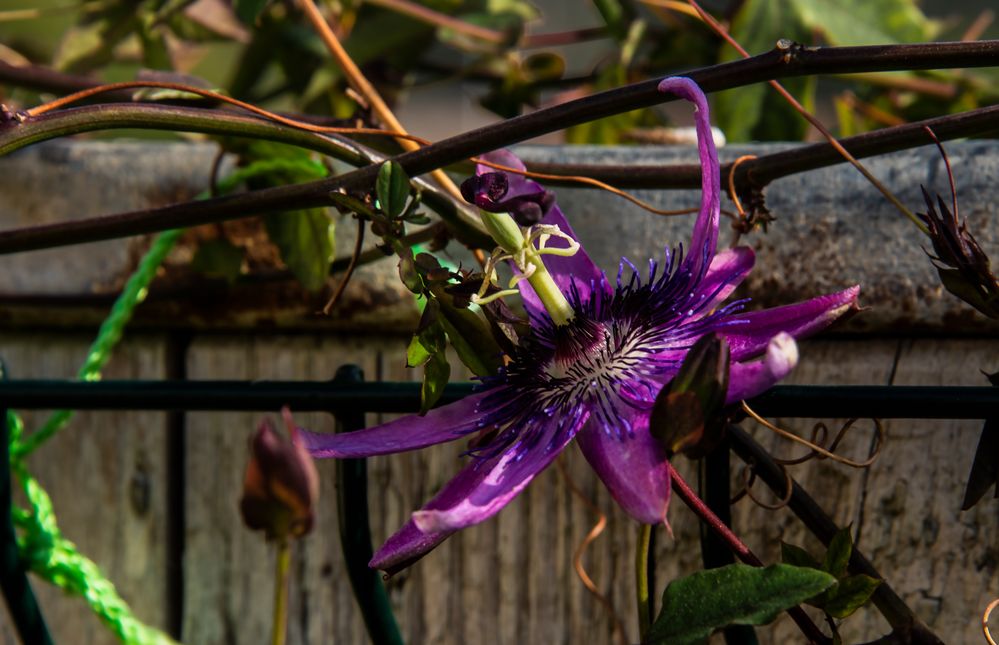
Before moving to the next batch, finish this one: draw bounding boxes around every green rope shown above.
[6,157,325,644]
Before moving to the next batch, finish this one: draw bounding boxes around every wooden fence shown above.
[0,140,996,644]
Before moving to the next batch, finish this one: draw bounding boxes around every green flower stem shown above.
[272,539,291,645]
[635,523,653,639]
[478,210,574,326]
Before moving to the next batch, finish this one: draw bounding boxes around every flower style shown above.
[302,77,860,574]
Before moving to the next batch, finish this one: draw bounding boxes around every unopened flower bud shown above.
[240,407,319,541]
[650,333,730,458]
[460,172,555,226]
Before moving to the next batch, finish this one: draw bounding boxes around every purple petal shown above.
[370,406,591,573]
[690,246,755,317]
[726,332,799,403]
[575,409,672,525]
[658,77,720,280]
[720,286,860,361]
[301,391,495,458]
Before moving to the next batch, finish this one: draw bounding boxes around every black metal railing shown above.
[0,372,995,644]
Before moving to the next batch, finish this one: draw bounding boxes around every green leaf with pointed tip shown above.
[377,162,411,218]
[822,527,854,579]
[421,351,451,414]
[431,288,504,378]
[407,335,433,368]
[647,564,836,645]
[780,541,821,570]
[263,209,333,292]
[823,575,882,619]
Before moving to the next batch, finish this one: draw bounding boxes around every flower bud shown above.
[650,333,731,458]
[460,172,555,226]
[240,407,319,541]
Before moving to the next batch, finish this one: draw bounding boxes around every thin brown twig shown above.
[733,462,795,510]
[741,403,884,469]
[366,0,506,44]
[321,217,365,315]
[297,0,466,205]
[25,80,430,144]
[555,457,629,645]
[686,0,928,233]
[474,157,698,217]
[984,597,999,645]
[922,126,959,220]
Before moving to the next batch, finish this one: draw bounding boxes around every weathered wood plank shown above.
[850,339,999,644]
[0,333,171,644]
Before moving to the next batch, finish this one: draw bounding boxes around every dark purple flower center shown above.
[470,250,750,459]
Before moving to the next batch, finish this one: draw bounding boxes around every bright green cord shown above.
[6,158,325,644]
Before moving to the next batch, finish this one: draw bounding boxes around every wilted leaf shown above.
[823,575,881,619]
[377,162,411,218]
[647,563,836,645]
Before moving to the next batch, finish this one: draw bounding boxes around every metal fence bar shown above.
[0,381,994,418]
[0,407,52,645]
[331,366,404,645]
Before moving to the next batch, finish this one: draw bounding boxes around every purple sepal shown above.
[301,391,495,458]
[575,410,672,525]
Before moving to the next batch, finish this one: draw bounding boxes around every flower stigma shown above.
[474,209,578,326]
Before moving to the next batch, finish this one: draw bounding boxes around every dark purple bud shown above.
[240,407,319,541]
[460,173,509,208]
[460,172,555,226]
[917,187,999,319]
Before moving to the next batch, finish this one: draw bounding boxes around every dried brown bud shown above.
[240,407,319,541]
[918,187,999,319]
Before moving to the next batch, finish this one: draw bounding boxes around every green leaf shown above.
[647,564,836,645]
[432,288,504,378]
[712,0,808,142]
[421,351,451,414]
[822,527,854,579]
[823,575,882,619]
[377,162,411,218]
[780,541,821,570]
[234,0,270,25]
[263,209,333,292]
[191,239,245,283]
[787,0,934,46]
[407,335,433,368]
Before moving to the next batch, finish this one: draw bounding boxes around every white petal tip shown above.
[765,332,799,378]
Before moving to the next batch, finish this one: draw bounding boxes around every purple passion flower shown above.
[302,77,860,574]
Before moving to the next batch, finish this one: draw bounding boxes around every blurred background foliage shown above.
[0,0,996,144]
[0,0,995,290]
